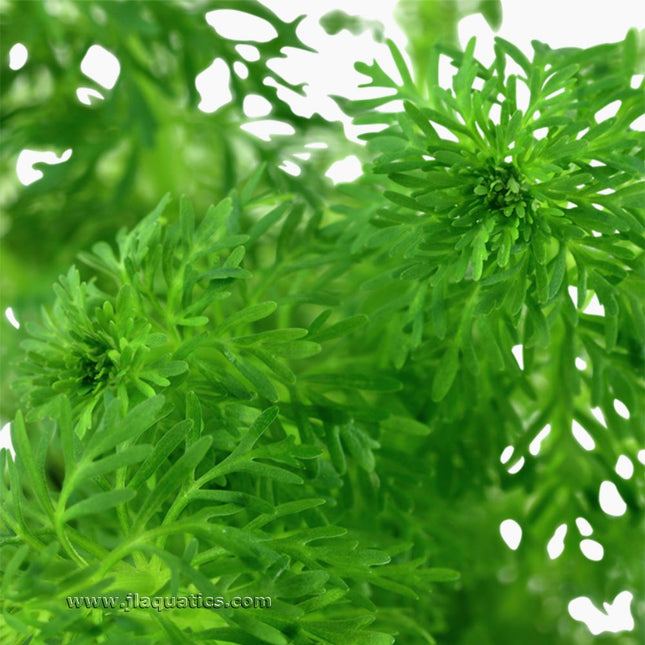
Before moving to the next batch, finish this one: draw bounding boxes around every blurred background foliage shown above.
[1,1,339,300]
[1,1,642,644]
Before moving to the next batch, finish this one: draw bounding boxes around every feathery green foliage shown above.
[1,2,643,644]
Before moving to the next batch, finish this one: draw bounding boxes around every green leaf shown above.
[480,0,502,30]
[158,615,195,644]
[8,457,27,536]
[275,570,330,598]
[541,64,579,97]
[228,614,287,645]
[384,190,419,210]
[195,198,232,243]
[403,101,439,138]
[76,445,152,483]
[173,332,209,360]
[232,407,279,457]
[1,544,30,597]
[248,203,290,242]
[253,499,327,530]
[135,193,171,262]
[62,489,136,522]
[156,361,189,377]
[229,354,279,402]
[246,347,296,385]
[137,436,212,526]
[233,328,308,345]
[179,195,195,247]
[185,392,203,442]
[269,341,322,359]
[495,37,532,75]
[432,344,459,402]
[423,567,461,582]
[188,489,273,515]
[431,277,447,339]
[216,302,277,333]
[58,396,75,474]
[497,228,515,268]
[367,135,409,153]
[224,246,246,268]
[614,182,645,208]
[177,316,209,327]
[10,411,54,518]
[386,38,414,88]
[326,425,347,475]
[304,373,401,392]
[236,461,303,484]
[471,225,491,281]
[340,423,378,472]
[198,267,251,282]
[535,262,549,304]
[423,107,471,137]
[548,245,567,300]
[309,314,368,342]
[381,415,431,436]
[348,633,395,645]
[85,395,168,460]
[129,420,192,488]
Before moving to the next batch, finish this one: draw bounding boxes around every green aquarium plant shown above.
[0,2,643,644]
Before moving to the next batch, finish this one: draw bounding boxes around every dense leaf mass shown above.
[1,3,644,645]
